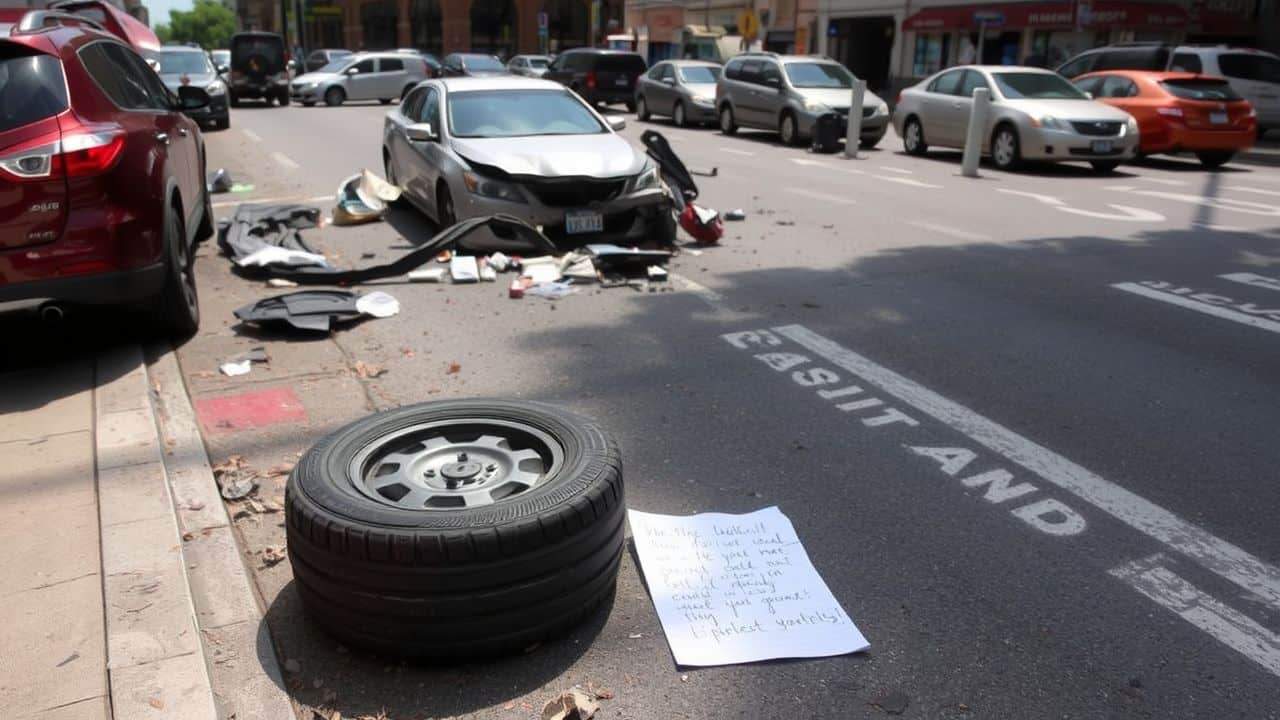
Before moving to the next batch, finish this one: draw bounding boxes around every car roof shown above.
[561,47,641,56]
[664,59,719,66]
[158,46,204,54]
[438,76,565,93]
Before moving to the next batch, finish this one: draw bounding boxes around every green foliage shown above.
[154,1,236,50]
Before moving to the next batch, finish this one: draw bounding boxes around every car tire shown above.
[991,124,1022,171]
[719,104,737,135]
[1090,160,1121,173]
[302,101,316,107]
[625,99,637,113]
[636,95,650,121]
[859,135,881,150]
[284,399,624,658]
[383,151,405,206]
[1197,151,1233,169]
[324,87,345,107]
[903,117,927,155]
[673,101,687,128]
[149,209,199,338]
[380,98,393,105]
[436,184,456,229]
[779,111,800,146]
[229,94,240,108]
[653,206,677,246]
[214,117,230,131]
[277,91,289,107]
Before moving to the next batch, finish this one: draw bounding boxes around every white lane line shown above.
[878,166,912,174]
[1111,555,1280,679]
[908,220,989,241]
[998,188,1164,222]
[1138,176,1186,186]
[773,323,1280,611]
[876,175,942,189]
[786,187,854,204]
[271,152,300,170]
[669,272,727,306]
[1134,189,1280,216]
[997,188,1065,205]
[1220,272,1280,293]
[242,128,262,143]
[213,194,331,209]
[1231,186,1280,198]
[719,147,755,157]
[791,157,866,175]
[1112,281,1280,334]
[1191,222,1246,232]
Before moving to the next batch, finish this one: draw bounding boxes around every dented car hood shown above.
[451,134,646,179]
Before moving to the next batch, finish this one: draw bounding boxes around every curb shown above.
[94,346,219,719]
[147,344,299,720]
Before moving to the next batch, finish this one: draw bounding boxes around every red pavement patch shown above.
[195,387,307,435]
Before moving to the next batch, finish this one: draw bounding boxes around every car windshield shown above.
[529,58,549,68]
[317,59,350,73]
[158,52,210,75]
[784,62,852,88]
[993,72,1088,99]
[448,89,604,138]
[680,66,720,83]
[463,55,504,71]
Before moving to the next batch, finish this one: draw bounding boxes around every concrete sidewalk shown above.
[0,345,295,720]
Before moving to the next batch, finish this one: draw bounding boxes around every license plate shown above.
[615,77,628,87]
[1210,112,1229,125]
[566,211,604,234]
[1091,140,1113,153]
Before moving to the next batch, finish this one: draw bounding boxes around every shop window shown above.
[1029,30,1082,69]
[547,0,587,54]
[410,0,442,56]
[912,33,949,76]
[471,0,517,57]
[361,0,397,50]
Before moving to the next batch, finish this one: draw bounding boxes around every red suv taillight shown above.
[0,127,125,182]
[586,70,596,90]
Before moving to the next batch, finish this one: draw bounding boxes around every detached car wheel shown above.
[285,400,625,658]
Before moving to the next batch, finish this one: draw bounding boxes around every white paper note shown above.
[628,506,869,667]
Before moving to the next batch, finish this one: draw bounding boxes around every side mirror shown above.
[346,67,360,75]
[606,115,626,131]
[178,85,210,111]
[406,122,438,142]
[217,64,229,74]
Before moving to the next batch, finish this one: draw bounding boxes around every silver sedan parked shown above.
[508,54,551,77]
[635,60,721,127]
[893,65,1140,172]
[382,77,673,247]
[290,51,429,106]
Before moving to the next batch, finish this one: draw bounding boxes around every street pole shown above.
[705,0,710,28]
[961,87,991,177]
[844,78,865,158]
[975,20,985,64]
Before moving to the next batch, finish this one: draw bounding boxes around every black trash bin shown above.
[811,112,844,154]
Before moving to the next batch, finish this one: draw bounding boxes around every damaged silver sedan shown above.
[383,77,674,249]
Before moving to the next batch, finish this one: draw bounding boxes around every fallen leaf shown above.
[264,462,295,478]
[192,370,215,379]
[149,698,164,709]
[541,689,600,720]
[586,682,614,700]
[211,455,246,476]
[182,531,194,542]
[352,360,387,379]
[187,500,206,511]
[870,690,910,715]
[446,362,461,375]
[262,545,287,566]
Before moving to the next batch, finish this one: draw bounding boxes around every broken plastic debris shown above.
[408,267,446,282]
[237,245,329,269]
[479,264,497,282]
[646,265,668,281]
[724,208,746,221]
[450,255,479,283]
[235,290,392,333]
[267,278,299,288]
[218,474,256,500]
[487,251,511,272]
[541,689,599,720]
[332,170,401,226]
[521,256,562,284]
[354,291,400,318]
[509,277,532,299]
[528,282,578,300]
[262,545,287,566]
[218,347,269,376]
[220,359,251,376]
[207,168,233,193]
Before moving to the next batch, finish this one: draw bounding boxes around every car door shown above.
[732,60,765,125]
[756,61,785,126]
[345,57,378,100]
[650,63,674,113]
[412,87,449,221]
[378,56,405,98]
[920,69,964,146]
[123,46,202,220]
[938,69,989,145]
[386,87,424,197]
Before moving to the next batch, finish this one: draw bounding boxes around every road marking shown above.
[213,194,331,209]
[998,188,1164,222]
[271,152,300,170]
[878,166,912,174]
[1138,176,1186,186]
[1191,222,1246,232]
[1111,555,1280,679]
[1112,281,1280,334]
[1232,186,1280,198]
[242,129,262,143]
[875,175,942,189]
[1133,189,1280,216]
[907,220,989,241]
[769,323,1280,610]
[1221,272,1280,293]
[791,157,866,175]
[998,188,1065,205]
[720,147,755,157]
[669,272,729,308]
[786,188,854,204]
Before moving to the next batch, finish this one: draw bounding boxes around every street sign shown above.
[537,11,547,30]
[973,10,1006,24]
[737,10,759,41]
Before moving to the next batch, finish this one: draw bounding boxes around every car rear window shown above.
[1217,53,1280,83]
[232,36,284,66]
[0,46,68,133]
[596,54,645,73]
[1161,78,1244,101]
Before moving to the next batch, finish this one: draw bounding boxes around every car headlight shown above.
[206,80,226,96]
[627,166,660,193]
[462,172,526,203]
[693,95,714,106]
[803,100,830,113]
[1124,116,1138,137]
[1034,115,1066,130]
[876,101,889,115]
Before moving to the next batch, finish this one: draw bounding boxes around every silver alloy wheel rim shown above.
[994,131,1015,166]
[348,419,564,510]
[906,122,921,151]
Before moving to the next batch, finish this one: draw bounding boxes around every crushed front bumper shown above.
[455,185,670,249]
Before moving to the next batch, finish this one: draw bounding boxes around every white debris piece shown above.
[355,291,400,318]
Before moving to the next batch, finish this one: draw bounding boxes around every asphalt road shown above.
[175,96,1280,719]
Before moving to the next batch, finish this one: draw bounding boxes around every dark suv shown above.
[544,48,646,110]
[228,31,289,106]
[0,9,211,334]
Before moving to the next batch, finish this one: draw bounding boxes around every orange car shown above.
[1072,70,1256,168]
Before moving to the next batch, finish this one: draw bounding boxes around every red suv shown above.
[0,9,212,335]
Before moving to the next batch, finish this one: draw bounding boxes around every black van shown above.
[229,31,289,106]
[544,49,647,111]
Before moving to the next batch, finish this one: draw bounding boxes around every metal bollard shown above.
[961,87,992,177]
[845,79,866,159]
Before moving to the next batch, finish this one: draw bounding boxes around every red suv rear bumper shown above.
[0,260,164,305]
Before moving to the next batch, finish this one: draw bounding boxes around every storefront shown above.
[900,1,1189,80]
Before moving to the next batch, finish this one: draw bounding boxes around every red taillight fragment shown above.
[586,70,596,90]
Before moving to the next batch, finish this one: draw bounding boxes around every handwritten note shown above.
[629,506,869,667]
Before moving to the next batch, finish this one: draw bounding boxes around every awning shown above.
[903,1,1188,32]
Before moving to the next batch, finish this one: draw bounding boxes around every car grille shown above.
[524,178,627,207]
[1070,120,1123,136]
[862,106,876,118]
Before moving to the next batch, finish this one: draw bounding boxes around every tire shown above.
[1091,160,1121,173]
[673,101,687,128]
[1197,151,1233,169]
[324,87,345,107]
[779,111,800,146]
[859,135,881,150]
[302,100,316,107]
[636,95,650,121]
[625,99,637,113]
[284,399,624,658]
[229,94,240,108]
[380,98,393,105]
[436,184,456,229]
[277,91,289,106]
[903,117,927,155]
[149,209,199,337]
[213,117,230,131]
[652,206,677,246]
[719,104,737,135]
[383,151,405,206]
[991,124,1022,171]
